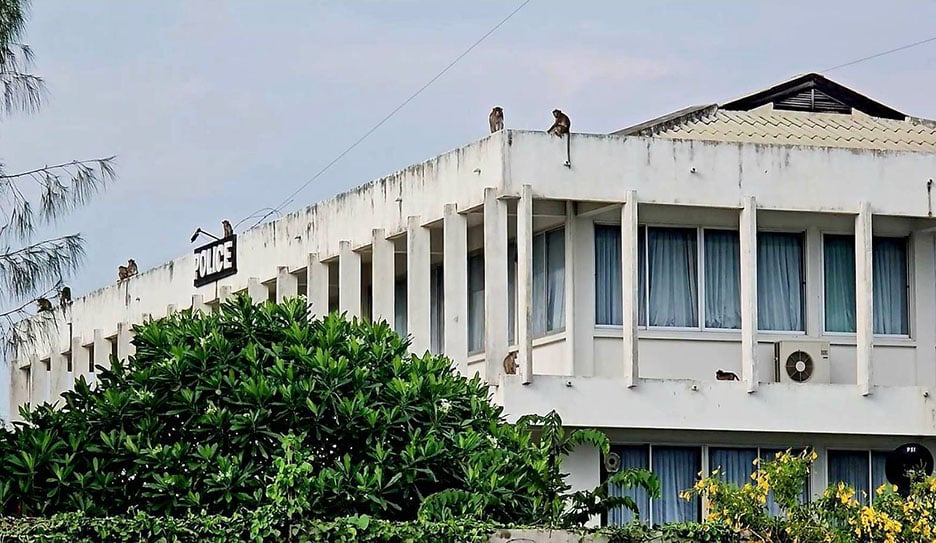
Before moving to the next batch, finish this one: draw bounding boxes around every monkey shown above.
[489,106,504,133]
[36,297,53,312]
[59,286,72,308]
[503,350,518,375]
[126,259,138,277]
[222,219,234,238]
[547,109,571,137]
[118,265,129,281]
[715,369,740,381]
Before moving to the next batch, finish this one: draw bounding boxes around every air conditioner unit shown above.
[775,340,831,384]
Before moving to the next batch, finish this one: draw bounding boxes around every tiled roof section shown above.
[616,107,936,153]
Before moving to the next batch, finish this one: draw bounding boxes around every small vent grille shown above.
[774,88,851,114]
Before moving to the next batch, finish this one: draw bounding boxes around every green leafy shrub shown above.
[0,295,655,527]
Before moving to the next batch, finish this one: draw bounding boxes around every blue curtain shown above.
[871,451,888,501]
[545,228,566,333]
[595,225,622,326]
[394,279,407,338]
[648,228,698,327]
[709,447,757,486]
[652,446,700,524]
[828,451,870,505]
[467,253,485,352]
[824,235,856,333]
[430,265,444,354]
[704,230,741,329]
[758,233,804,331]
[873,238,908,335]
[607,446,650,525]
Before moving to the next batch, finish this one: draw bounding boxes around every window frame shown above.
[532,225,567,338]
[826,449,891,503]
[467,250,485,354]
[819,232,912,338]
[755,229,807,334]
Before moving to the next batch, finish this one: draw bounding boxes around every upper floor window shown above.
[467,253,484,353]
[757,232,805,332]
[823,235,908,335]
[532,228,566,336]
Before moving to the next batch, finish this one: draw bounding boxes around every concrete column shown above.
[71,336,89,386]
[29,356,47,407]
[371,229,395,327]
[564,201,576,376]
[443,204,468,374]
[407,217,431,353]
[517,186,534,383]
[117,321,135,361]
[191,294,208,313]
[218,285,233,303]
[307,253,329,317]
[621,191,639,388]
[247,277,268,304]
[740,196,758,393]
[338,241,362,317]
[856,202,873,396]
[49,351,69,405]
[276,266,299,303]
[484,188,509,383]
[93,329,110,373]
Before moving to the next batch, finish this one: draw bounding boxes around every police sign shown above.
[194,235,237,287]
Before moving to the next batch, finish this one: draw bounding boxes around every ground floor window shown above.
[709,447,810,515]
[827,450,888,504]
[606,445,701,525]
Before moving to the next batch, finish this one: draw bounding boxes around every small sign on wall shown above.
[194,235,237,287]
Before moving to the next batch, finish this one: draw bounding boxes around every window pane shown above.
[607,446,650,525]
[873,238,908,335]
[394,279,407,337]
[430,265,444,354]
[709,447,757,486]
[652,446,701,524]
[828,450,870,505]
[871,452,889,500]
[545,228,566,332]
[704,230,741,329]
[467,254,484,352]
[824,235,857,333]
[648,228,698,327]
[532,234,546,335]
[508,243,518,344]
[595,225,622,325]
[761,449,809,514]
[758,233,804,331]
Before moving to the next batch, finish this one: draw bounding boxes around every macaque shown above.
[489,106,504,133]
[222,220,234,238]
[118,265,129,281]
[547,109,571,136]
[126,259,138,277]
[59,286,72,308]
[715,369,740,381]
[36,297,53,312]
[503,350,518,375]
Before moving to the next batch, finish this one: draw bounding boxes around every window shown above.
[607,445,701,525]
[430,265,444,354]
[533,228,566,336]
[828,450,889,504]
[467,253,484,353]
[703,230,740,329]
[594,224,646,326]
[758,232,805,331]
[648,228,698,327]
[394,279,407,338]
[710,447,810,515]
[823,235,909,334]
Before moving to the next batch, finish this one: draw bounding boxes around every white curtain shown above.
[430,265,444,354]
[872,238,908,335]
[828,451,870,505]
[595,225,622,325]
[394,279,407,338]
[652,446,700,524]
[758,233,804,331]
[704,230,741,329]
[709,447,757,486]
[606,446,651,525]
[824,235,856,333]
[544,228,566,333]
[467,253,485,352]
[648,228,698,328]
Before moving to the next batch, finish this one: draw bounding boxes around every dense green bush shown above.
[0,295,655,527]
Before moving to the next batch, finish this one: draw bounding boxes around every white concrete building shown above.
[11,73,936,524]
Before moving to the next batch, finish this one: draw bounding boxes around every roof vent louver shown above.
[774,88,852,114]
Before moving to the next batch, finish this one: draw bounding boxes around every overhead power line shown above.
[245,0,532,229]
[822,34,936,73]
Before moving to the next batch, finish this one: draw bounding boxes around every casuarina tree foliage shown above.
[0,296,656,526]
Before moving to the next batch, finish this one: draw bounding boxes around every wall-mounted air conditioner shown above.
[774,340,831,384]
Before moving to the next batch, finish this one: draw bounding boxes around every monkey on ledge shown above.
[547,109,571,136]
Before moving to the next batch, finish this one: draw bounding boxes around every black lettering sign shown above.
[194,235,237,287]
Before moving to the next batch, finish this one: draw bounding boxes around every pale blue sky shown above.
[3,0,936,296]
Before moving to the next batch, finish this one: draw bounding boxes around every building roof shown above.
[613,73,936,152]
